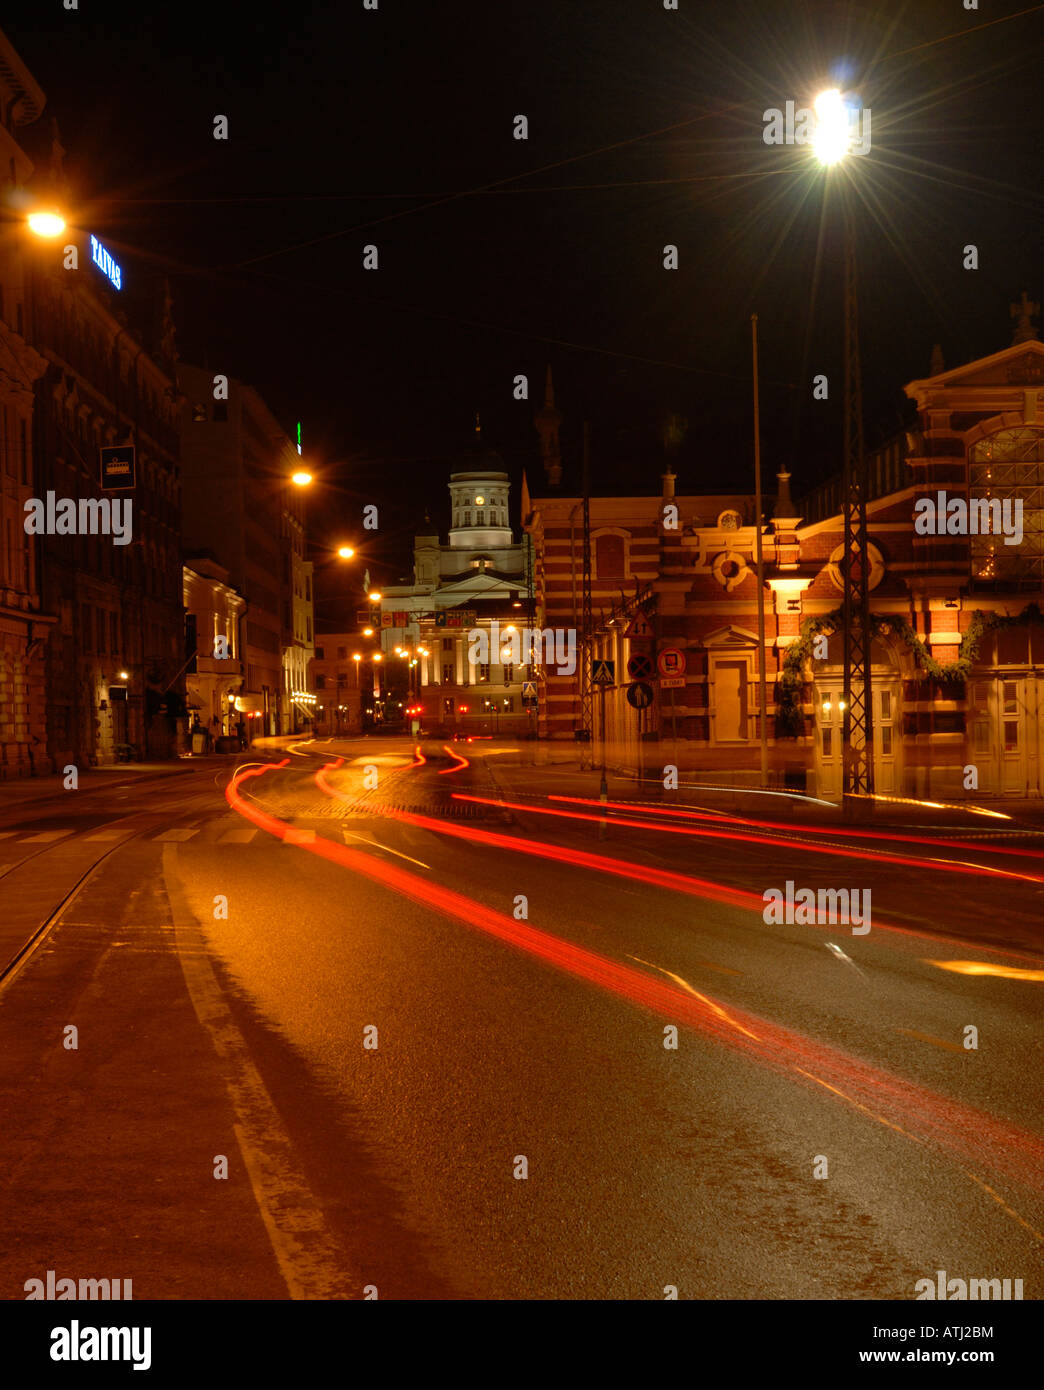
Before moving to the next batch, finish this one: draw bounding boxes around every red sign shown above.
[657,647,686,677]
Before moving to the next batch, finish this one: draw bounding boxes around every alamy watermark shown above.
[23,492,133,546]
[468,622,577,676]
[763,95,871,157]
[913,491,1022,545]
[762,881,870,934]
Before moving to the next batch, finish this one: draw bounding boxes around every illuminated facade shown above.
[525,316,1044,798]
[376,454,535,734]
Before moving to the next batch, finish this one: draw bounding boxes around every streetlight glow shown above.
[368,591,382,602]
[291,470,313,487]
[812,88,850,166]
[336,545,355,559]
[28,210,66,237]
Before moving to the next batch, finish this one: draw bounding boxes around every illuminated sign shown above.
[90,234,122,290]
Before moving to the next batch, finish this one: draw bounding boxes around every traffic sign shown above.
[626,651,655,681]
[626,681,654,709]
[657,647,686,677]
[624,612,653,640]
[659,676,686,689]
[100,445,135,490]
[521,680,537,703]
[591,659,615,686]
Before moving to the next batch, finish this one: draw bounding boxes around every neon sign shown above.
[89,235,122,291]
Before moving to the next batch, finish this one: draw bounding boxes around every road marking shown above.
[626,954,761,1042]
[340,828,430,869]
[217,828,258,844]
[924,959,1044,982]
[0,831,18,840]
[284,826,317,845]
[161,845,355,1298]
[153,828,199,842]
[19,830,72,843]
[896,1028,965,1054]
[84,830,127,842]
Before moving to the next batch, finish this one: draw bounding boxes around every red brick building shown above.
[524,316,1044,799]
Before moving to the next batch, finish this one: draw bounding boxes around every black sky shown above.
[9,0,1044,596]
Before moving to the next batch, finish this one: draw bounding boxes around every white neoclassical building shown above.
[377,456,535,733]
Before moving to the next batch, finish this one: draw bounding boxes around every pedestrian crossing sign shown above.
[592,660,615,685]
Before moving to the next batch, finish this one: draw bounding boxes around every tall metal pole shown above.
[841,186,874,809]
[579,422,594,771]
[751,314,769,789]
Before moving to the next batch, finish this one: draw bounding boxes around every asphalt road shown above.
[1,737,1041,1300]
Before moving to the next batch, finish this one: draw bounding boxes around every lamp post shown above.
[813,87,874,814]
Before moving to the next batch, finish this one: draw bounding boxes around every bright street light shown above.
[291,470,313,487]
[368,591,382,602]
[363,627,374,636]
[336,545,355,559]
[812,88,850,166]
[28,210,66,237]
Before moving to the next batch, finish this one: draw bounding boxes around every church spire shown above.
[533,364,562,487]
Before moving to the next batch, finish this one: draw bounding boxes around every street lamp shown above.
[337,544,355,559]
[291,470,313,487]
[812,85,874,808]
[368,591,382,603]
[27,210,65,238]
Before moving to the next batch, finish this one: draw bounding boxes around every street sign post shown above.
[592,659,615,686]
[521,680,537,705]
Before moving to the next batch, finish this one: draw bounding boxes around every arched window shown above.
[969,427,1044,583]
[595,533,626,578]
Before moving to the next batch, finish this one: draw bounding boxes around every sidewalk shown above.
[0,755,234,817]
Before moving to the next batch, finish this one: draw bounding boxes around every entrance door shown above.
[712,659,747,742]
[969,676,1039,794]
[814,677,900,798]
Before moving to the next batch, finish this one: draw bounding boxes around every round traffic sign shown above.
[626,681,654,709]
[657,646,686,677]
[626,651,655,681]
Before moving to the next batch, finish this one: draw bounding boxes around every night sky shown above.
[9,0,1043,596]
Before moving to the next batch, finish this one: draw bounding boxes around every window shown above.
[476,510,484,526]
[315,646,324,660]
[595,533,626,578]
[502,664,513,683]
[337,646,347,659]
[306,618,312,641]
[212,402,228,422]
[479,664,489,681]
[191,402,207,422]
[463,511,471,526]
[442,663,453,684]
[969,427,1044,583]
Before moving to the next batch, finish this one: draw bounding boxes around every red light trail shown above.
[547,794,1044,863]
[223,760,1044,1204]
[438,744,469,775]
[451,794,1044,886]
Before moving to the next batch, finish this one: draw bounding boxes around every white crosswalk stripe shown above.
[84,830,127,842]
[152,828,200,842]
[19,830,73,843]
[216,828,258,844]
[0,831,18,839]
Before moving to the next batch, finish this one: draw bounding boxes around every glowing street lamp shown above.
[291,470,313,487]
[368,591,382,603]
[336,545,355,559]
[27,210,66,238]
[811,89,851,166]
